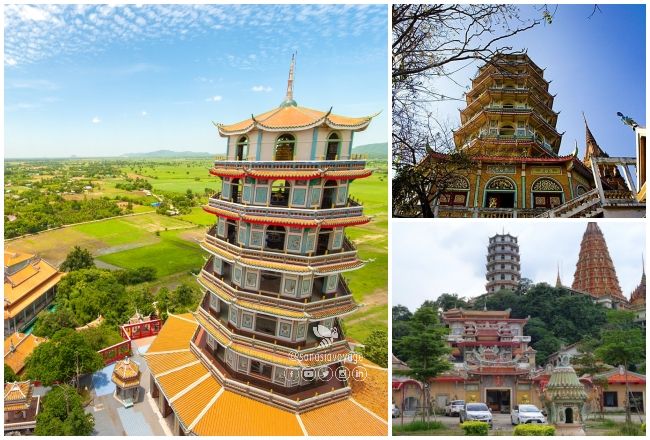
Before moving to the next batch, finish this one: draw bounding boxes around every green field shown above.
[178,206,216,226]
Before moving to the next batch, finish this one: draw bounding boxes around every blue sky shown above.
[432,4,645,158]
[4,4,388,158]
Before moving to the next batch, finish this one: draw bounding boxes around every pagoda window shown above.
[286,229,302,253]
[230,178,243,203]
[336,183,348,206]
[254,183,269,205]
[484,176,517,209]
[238,222,249,246]
[217,217,226,238]
[226,350,235,368]
[499,125,515,136]
[316,230,332,255]
[225,219,238,245]
[282,276,299,296]
[309,185,322,207]
[260,271,281,294]
[229,305,239,325]
[271,180,290,207]
[503,102,514,109]
[212,257,223,275]
[323,274,338,294]
[278,321,292,339]
[300,277,313,297]
[209,292,219,311]
[255,314,277,336]
[274,134,296,161]
[321,180,338,209]
[241,313,254,330]
[251,360,273,379]
[232,265,243,287]
[242,182,253,203]
[238,356,249,373]
[265,226,286,251]
[516,121,526,136]
[532,177,564,209]
[244,269,259,290]
[249,224,264,249]
[304,230,317,254]
[296,323,307,340]
[326,133,341,160]
[273,367,287,385]
[236,136,249,161]
[331,229,344,250]
[291,180,308,207]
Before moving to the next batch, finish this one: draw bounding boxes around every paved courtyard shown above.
[84,337,168,436]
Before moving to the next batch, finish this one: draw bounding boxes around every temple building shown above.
[486,232,521,293]
[4,332,47,376]
[4,381,40,435]
[420,53,645,218]
[427,308,540,413]
[4,251,64,337]
[143,58,387,436]
[630,262,646,328]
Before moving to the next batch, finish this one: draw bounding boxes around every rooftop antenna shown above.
[280,52,298,107]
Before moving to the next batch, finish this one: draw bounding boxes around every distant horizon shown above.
[5,4,388,158]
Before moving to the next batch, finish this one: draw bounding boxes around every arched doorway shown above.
[484,177,517,209]
[321,180,338,209]
[236,136,248,161]
[565,407,573,424]
[275,134,295,161]
[531,177,564,208]
[404,396,420,414]
[326,133,340,160]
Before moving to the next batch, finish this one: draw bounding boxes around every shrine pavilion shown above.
[4,381,40,435]
[143,57,387,436]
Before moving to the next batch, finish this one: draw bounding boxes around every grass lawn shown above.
[121,160,221,195]
[73,218,154,246]
[97,229,205,277]
[178,206,216,226]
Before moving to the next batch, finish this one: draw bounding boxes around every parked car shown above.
[511,404,547,425]
[392,403,401,418]
[460,402,493,427]
[445,400,465,416]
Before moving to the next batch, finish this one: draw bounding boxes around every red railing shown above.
[97,339,132,365]
[95,318,163,365]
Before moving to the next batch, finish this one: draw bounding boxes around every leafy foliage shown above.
[35,385,94,436]
[5,364,18,383]
[25,329,104,386]
[392,420,444,434]
[361,329,388,368]
[60,246,96,272]
[33,308,79,338]
[460,421,489,435]
[114,266,157,285]
[79,324,124,352]
[513,424,555,436]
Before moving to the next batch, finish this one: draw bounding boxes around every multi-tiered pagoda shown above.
[486,233,521,293]
[434,53,597,218]
[143,58,387,436]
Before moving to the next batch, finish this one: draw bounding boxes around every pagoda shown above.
[485,232,521,293]
[143,57,387,436]
[431,53,597,218]
[571,222,626,301]
[432,308,538,412]
[542,355,587,435]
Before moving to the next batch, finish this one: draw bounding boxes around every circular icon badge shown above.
[301,368,316,382]
[335,366,350,381]
[351,366,368,382]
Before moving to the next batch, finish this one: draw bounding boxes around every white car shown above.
[460,402,493,427]
[392,403,401,418]
[445,400,465,416]
[511,404,547,425]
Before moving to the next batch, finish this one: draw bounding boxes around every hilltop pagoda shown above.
[431,53,598,218]
[143,57,387,436]
[486,232,521,293]
[571,222,625,301]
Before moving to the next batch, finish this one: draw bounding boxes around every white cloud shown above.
[141,110,148,116]
[91,116,101,124]
[18,5,50,21]
[6,57,17,66]
[251,85,272,92]
[205,95,222,102]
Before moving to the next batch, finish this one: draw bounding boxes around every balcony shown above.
[212,159,366,171]
[437,206,545,218]
[192,329,349,406]
[205,225,359,265]
[199,295,345,350]
[210,194,364,217]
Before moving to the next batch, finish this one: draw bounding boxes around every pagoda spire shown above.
[555,263,562,288]
[630,254,646,306]
[280,53,297,108]
[582,112,608,166]
[572,222,625,299]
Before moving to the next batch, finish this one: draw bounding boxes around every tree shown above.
[35,385,94,436]
[32,308,79,338]
[361,329,388,368]
[396,304,451,421]
[392,4,540,217]
[5,364,18,383]
[55,269,130,326]
[60,246,95,272]
[595,328,645,424]
[171,283,196,311]
[25,328,104,387]
[433,293,469,311]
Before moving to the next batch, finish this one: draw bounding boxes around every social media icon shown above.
[301,369,316,381]
[335,366,349,381]
[318,367,333,381]
[351,366,368,381]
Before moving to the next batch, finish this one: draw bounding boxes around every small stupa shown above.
[544,354,588,435]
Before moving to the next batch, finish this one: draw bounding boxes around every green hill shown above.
[352,142,388,159]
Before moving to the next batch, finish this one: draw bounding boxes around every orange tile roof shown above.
[146,351,198,376]
[171,375,221,431]
[4,250,33,268]
[4,256,64,319]
[249,169,322,180]
[193,390,304,436]
[158,363,211,398]
[346,358,388,421]
[112,358,141,385]
[4,381,33,410]
[4,333,47,374]
[147,314,197,354]
[300,398,388,436]
[216,105,375,136]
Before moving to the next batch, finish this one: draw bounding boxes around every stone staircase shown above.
[536,189,603,218]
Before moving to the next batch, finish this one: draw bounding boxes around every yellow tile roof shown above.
[4,333,47,374]
[147,314,197,354]
[346,358,389,421]
[112,358,140,381]
[4,257,64,319]
[300,398,388,436]
[158,362,210,399]
[146,351,198,376]
[193,390,304,436]
[171,375,221,430]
